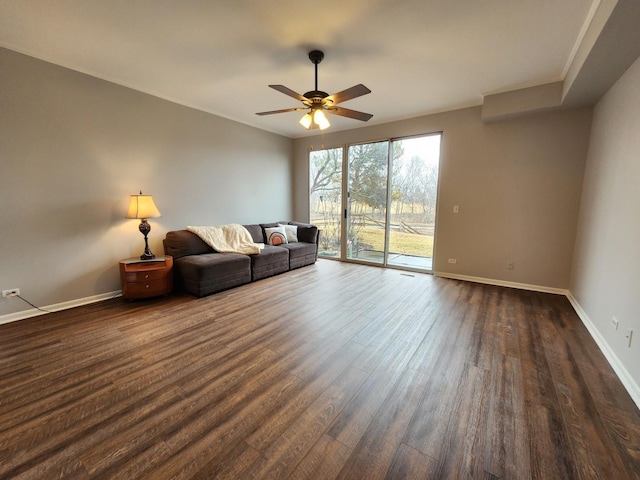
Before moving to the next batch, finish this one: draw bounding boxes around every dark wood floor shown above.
[1,260,639,479]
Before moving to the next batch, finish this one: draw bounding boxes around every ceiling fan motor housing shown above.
[303,91,330,103]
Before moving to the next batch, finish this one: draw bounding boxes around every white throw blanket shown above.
[187,224,264,254]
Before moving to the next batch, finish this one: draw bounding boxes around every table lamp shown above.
[125,191,162,260]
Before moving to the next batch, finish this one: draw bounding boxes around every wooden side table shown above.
[119,255,173,300]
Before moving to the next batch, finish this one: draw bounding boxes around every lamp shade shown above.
[125,193,161,219]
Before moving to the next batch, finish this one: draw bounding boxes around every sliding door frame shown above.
[311,132,442,274]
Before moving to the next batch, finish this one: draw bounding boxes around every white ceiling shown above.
[0,0,597,138]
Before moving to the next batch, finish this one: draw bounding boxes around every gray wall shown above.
[293,106,592,290]
[0,48,292,317]
[571,55,640,393]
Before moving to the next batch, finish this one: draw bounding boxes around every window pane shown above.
[347,141,389,264]
[387,134,440,271]
[310,148,342,258]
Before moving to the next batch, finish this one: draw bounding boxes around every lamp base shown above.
[138,219,155,260]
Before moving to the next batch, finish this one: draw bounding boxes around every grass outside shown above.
[311,216,435,258]
[355,226,433,257]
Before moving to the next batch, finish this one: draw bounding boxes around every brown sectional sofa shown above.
[163,221,319,297]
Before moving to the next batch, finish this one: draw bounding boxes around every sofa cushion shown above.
[243,224,265,244]
[281,242,318,270]
[259,221,288,229]
[264,226,288,246]
[249,245,289,281]
[164,230,213,259]
[174,252,251,297]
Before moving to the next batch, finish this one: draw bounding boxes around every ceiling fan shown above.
[256,50,373,130]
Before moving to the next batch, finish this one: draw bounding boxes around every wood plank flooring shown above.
[1,260,639,479]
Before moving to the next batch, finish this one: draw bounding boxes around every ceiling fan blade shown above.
[269,85,310,103]
[326,106,373,122]
[325,84,371,105]
[256,107,307,116]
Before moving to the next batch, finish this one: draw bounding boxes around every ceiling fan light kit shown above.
[256,50,373,131]
[313,108,330,130]
[299,112,313,129]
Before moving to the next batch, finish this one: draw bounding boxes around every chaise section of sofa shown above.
[163,230,251,297]
[163,222,319,297]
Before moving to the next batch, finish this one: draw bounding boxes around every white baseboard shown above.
[0,290,121,325]
[566,293,640,410]
[434,271,569,295]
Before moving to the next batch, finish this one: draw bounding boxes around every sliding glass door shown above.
[346,141,389,263]
[310,133,440,272]
[386,135,440,270]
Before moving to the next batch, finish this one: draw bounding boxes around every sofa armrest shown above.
[288,222,319,244]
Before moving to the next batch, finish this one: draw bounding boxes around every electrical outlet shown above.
[448,258,457,264]
[507,261,514,270]
[612,316,619,330]
[2,288,20,298]
[626,329,633,348]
